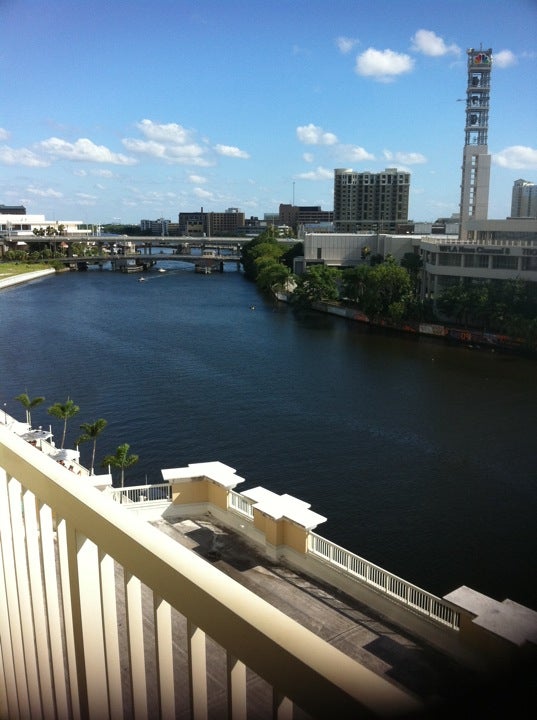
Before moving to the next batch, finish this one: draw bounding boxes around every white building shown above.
[0,213,88,239]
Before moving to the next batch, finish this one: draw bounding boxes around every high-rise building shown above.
[511,179,537,218]
[178,207,245,236]
[333,168,410,233]
[459,48,492,240]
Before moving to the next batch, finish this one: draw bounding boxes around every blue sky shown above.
[1,0,536,225]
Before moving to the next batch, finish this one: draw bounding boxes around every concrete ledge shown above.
[162,461,245,488]
[445,586,537,648]
[0,268,55,289]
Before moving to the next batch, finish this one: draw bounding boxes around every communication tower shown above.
[459,48,493,240]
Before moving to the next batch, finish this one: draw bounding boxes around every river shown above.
[1,260,536,609]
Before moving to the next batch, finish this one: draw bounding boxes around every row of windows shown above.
[435,254,522,271]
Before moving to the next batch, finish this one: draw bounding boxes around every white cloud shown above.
[410,30,460,57]
[0,146,49,167]
[294,166,333,181]
[296,124,338,145]
[26,185,63,198]
[384,149,427,164]
[345,145,375,162]
[355,48,414,82]
[0,128,10,141]
[123,119,219,165]
[136,119,191,144]
[188,174,207,184]
[193,187,214,199]
[302,152,314,163]
[123,136,210,166]
[336,36,358,54]
[40,137,136,165]
[493,146,537,169]
[494,50,517,68]
[214,144,250,159]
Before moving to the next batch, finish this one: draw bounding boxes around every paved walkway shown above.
[152,514,490,717]
[0,268,55,289]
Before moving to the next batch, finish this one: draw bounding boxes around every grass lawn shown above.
[0,262,52,278]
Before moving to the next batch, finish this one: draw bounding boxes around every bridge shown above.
[55,251,242,272]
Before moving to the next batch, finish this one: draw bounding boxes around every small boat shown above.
[158,268,166,273]
[138,276,147,282]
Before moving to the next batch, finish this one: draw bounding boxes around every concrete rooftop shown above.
[151,514,536,717]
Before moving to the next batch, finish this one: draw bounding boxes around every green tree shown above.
[15,392,45,427]
[400,252,423,295]
[292,264,340,309]
[281,242,303,271]
[241,230,281,280]
[436,282,489,328]
[102,443,139,489]
[342,265,371,304]
[256,260,291,294]
[362,263,412,320]
[47,397,80,449]
[76,418,108,475]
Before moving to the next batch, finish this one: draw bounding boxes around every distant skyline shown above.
[1,0,536,225]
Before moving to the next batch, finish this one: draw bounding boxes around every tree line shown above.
[14,392,138,487]
[241,230,537,351]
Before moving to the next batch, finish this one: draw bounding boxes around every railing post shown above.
[125,571,149,719]
[154,594,175,720]
[22,488,56,719]
[0,470,32,719]
[187,621,208,720]
[226,652,247,720]
[7,476,42,719]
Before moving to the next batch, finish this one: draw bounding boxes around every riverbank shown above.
[276,291,529,356]
[0,268,56,290]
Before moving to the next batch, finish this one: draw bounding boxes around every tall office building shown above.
[333,168,410,233]
[459,48,492,240]
[511,179,537,218]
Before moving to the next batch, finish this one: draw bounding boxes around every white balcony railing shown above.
[0,427,420,719]
[309,533,459,630]
[106,482,172,504]
[229,488,255,518]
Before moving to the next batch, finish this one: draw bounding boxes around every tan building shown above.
[334,168,410,234]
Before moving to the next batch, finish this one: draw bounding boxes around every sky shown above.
[1,0,536,225]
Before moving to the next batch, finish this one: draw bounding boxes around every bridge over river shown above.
[55,249,242,273]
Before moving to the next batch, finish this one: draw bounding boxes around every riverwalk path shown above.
[0,268,55,290]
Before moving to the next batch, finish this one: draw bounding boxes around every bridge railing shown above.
[308,533,460,629]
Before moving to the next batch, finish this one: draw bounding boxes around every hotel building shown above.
[333,168,410,234]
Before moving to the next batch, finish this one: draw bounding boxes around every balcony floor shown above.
[152,515,489,716]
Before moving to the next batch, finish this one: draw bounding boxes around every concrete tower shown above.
[459,48,493,240]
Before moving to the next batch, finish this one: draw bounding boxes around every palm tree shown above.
[102,443,139,489]
[15,392,45,427]
[76,418,107,475]
[47,398,80,449]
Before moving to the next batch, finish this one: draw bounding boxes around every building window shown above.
[464,254,489,268]
[492,256,518,270]
[522,257,537,271]
[438,253,462,267]
[317,247,322,259]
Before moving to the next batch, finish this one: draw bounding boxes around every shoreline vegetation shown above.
[240,230,537,357]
